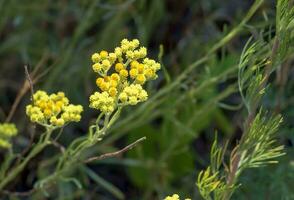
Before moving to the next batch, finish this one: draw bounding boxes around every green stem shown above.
[0,149,15,180]
[35,110,122,191]
[0,129,53,190]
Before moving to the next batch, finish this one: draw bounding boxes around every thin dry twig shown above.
[84,137,146,163]
[24,65,35,104]
[1,188,36,197]
[5,53,50,123]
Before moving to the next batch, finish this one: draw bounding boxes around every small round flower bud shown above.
[137,64,145,73]
[100,50,108,59]
[56,118,65,126]
[102,59,111,70]
[108,53,117,63]
[92,63,102,73]
[114,47,122,58]
[111,73,120,81]
[136,74,146,84]
[119,92,128,103]
[130,68,138,79]
[126,51,134,59]
[115,63,124,72]
[128,96,138,105]
[132,39,140,47]
[119,69,128,78]
[130,61,139,69]
[109,87,118,97]
[96,78,104,87]
[91,53,100,63]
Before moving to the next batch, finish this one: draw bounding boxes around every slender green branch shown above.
[83,136,146,163]
[35,108,123,191]
[0,128,53,190]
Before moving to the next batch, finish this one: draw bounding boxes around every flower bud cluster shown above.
[26,90,83,127]
[164,194,191,200]
[90,39,160,113]
[89,92,115,113]
[119,84,148,105]
[0,123,18,148]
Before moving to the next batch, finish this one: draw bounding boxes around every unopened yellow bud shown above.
[109,87,118,97]
[91,53,100,63]
[92,63,102,73]
[108,53,117,63]
[137,64,144,73]
[136,74,146,84]
[128,96,138,105]
[114,47,122,57]
[132,39,140,47]
[55,101,64,108]
[126,51,134,59]
[119,92,128,102]
[144,69,156,79]
[110,80,118,87]
[130,61,139,69]
[96,78,104,87]
[121,39,129,46]
[57,92,65,98]
[100,50,108,59]
[0,123,18,137]
[50,116,57,124]
[53,105,61,113]
[99,82,109,91]
[44,109,52,117]
[56,118,65,126]
[0,139,11,148]
[104,76,111,82]
[102,59,111,70]
[119,69,128,78]
[138,47,147,58]
[130,68,138,79]
[111,73,120,81]
[115,63,124,72]
[164,194,179,200]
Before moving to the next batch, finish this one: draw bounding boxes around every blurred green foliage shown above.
[0,0,293,199]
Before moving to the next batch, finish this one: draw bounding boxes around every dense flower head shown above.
[90,38,160,113]
[119,84,148,105]
[89,92,115,114]
[0,123,18,148]
[164,194,191,200]
[26,90,83,127]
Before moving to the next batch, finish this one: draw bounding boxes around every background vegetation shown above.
[0,0,293,199]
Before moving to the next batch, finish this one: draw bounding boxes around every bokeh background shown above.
[0,0,293,199]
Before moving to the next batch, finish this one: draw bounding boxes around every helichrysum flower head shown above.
[26,90,83,127]
[90,38,161,113]
[119,84,148,105]
[89,92,115,114]
[164,194,191,200]
[0,123,18,148]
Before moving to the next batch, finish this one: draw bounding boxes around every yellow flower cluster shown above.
[26,90,83,127]
[90,39,160,113]
[89,92,115,114]
[0,123,18,148]
[119,84,148,105]
[164,194,191,200]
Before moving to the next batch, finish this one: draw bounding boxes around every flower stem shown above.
[0,129,53,190]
